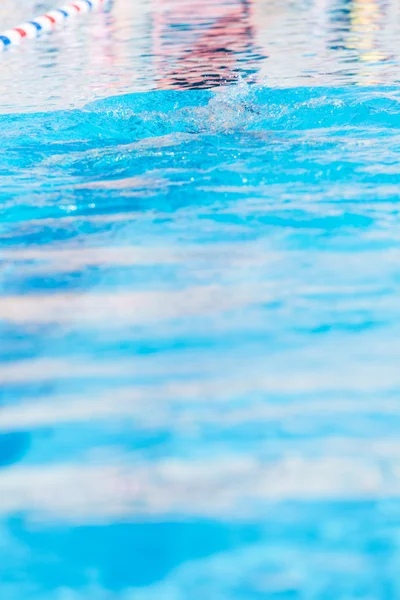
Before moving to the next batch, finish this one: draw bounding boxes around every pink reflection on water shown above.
[152,0,265,89]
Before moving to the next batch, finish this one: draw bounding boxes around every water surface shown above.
[1,1,400,599]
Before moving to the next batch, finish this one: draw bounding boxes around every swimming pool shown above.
[1,0,400,598]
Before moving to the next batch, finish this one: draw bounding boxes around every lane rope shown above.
[0,0,106,51]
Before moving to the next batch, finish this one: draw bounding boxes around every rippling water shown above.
[2,1,400,599]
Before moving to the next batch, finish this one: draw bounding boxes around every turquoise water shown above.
[2,1,400,599]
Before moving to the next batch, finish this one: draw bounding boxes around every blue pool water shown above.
[2,0,400,598]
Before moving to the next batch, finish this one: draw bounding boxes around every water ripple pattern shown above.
[2,0,400,599]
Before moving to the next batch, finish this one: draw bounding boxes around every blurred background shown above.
[0,0,400,111]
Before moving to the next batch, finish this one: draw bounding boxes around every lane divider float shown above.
[0,0,106,51]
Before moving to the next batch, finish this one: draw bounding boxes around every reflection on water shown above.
[2,0,400,599]
[334,0,391,83]
[152,0,265,88]
[0,0,400,110]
